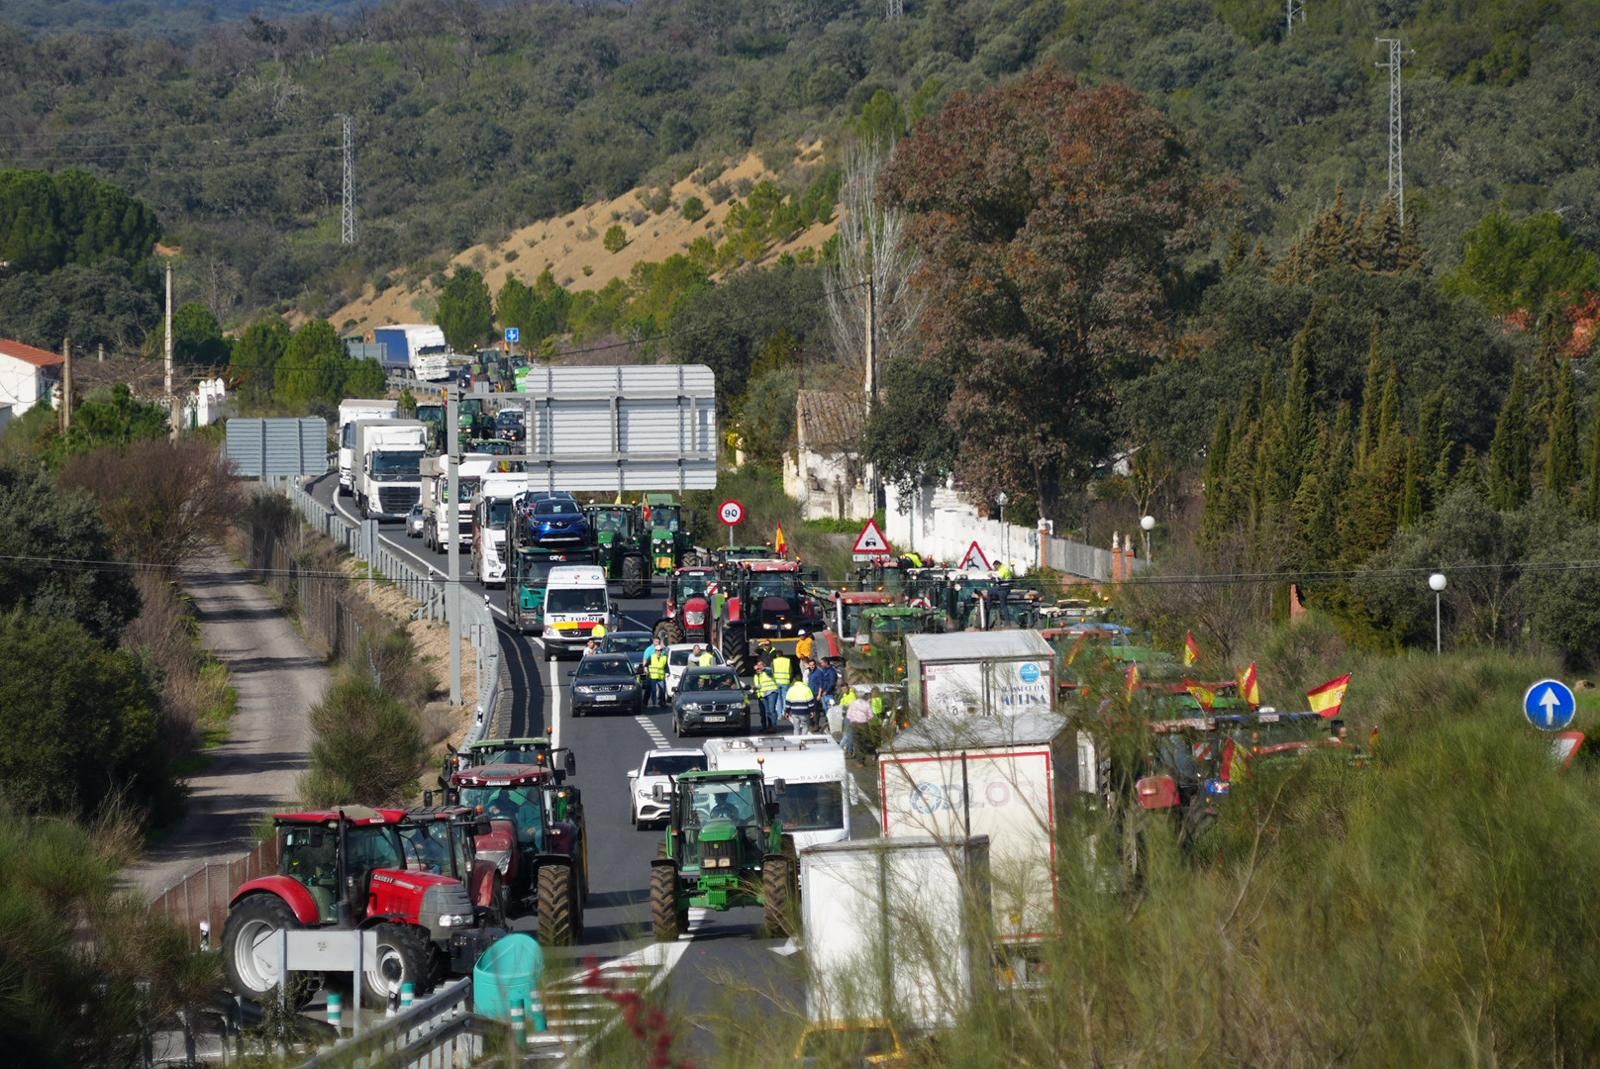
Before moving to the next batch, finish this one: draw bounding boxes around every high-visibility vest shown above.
[755,670,778,696]
[785,681,817,707]
[839,687,858,707]
[593,622,608,639]
[648,652,669,680]
[696,651,715,667]
[997,563,1014,580]
[772,654,795,685]
[871,693,885,718]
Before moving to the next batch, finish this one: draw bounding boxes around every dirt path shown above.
[129,548,327,899]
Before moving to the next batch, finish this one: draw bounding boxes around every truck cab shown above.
[541,564,610,658]
[337,399,398,495]
[354,418,429,521]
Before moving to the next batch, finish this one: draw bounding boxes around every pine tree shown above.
[1454,445,1487,496]
[1372,196,1403,272]
[1376,367,1403,455]
[1282,305,1321,467]
[1397,209,1424,271]
[1223,228,1249,273]
[1200,408,1233,543]
[1224,398,1261,536]
[1414,387,1449,515]
[1487,362,1532,510]
[1399,439,1423,526]
[1356,321,1386,463]
[1544,359,1580,501]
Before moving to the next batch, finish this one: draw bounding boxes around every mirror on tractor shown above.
[565,752,577,776]
[436,774,449,790]
[771,778,787,796]
[765,801,781,821]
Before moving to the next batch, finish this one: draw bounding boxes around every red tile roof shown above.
[0,338,64,368]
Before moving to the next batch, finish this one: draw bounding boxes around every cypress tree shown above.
[1356,321,1386,463]
[1584,409,1600,522]
[1414,387,1448,514]
[1487,363,1532,510]
[1399,439,1423,526]
[1200,408,1233,543]
[1544,359,1579,500]
[1376,367,1404,455]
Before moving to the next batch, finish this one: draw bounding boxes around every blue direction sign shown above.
[503,326,521,344]
[1523,678,1576,732]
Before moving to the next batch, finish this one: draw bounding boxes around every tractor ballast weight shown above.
[649,769,797,941]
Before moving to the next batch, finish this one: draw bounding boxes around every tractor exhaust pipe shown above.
[336,810,354,929]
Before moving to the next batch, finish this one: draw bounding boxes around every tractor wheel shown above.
[721,623,749,678]
[537,864,577,946]
[654,619,685,648]
[650,862,682,943]
[222,895,305,1005]
[761,856,798,938]
[621,555,647,598]
[361,922,432,1010]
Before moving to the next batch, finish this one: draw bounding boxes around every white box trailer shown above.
[471,472,530,588]
[879,713,1073,959]
[801,836,993,1031]
[702,735,851,851]
[353,419,429,520]
[904,631,1056,719]
[336,399,398,493]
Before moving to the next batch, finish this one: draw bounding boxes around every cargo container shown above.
[903,631,1056,719]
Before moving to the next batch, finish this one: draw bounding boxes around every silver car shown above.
[406,502,425,538]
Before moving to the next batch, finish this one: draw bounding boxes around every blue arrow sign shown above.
[1523,678,1576,732]
[503,327,521,344]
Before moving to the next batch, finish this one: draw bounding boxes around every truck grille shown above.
[379,487,420,513]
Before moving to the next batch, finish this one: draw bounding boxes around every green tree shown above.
[0,258,157,353]
[1584,410,1600,521]
[300,671,426,807]
[229,316,290,406]
[736,365,800,463]
[603,224,628,253]
[865,354,962,497]
[343,357,386,398]
[1444,209,1600,318]
[880,68,1214,522]
[0,461,140,641]
[434,267,493,353]
[1487,362,1533,510]
[0,168,160,274]
[681,196,707,222]
[275,319,344,408]
[1543,359,1579,499]
[54,383,169,461]
[150,301,230,366]
[854,88,907,149]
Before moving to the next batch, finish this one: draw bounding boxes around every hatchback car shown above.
[571,653,643,716]
[406,502,425,538]
[626,747,708,827]
[672,665,751,736]
[495,409,525,442]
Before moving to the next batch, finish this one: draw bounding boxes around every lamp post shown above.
[996,492,1008,569]
[1428,572,1447,654]
[1140,514,1155,565]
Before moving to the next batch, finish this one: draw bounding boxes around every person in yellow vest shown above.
[784,677,818,737]
[693,644,715,668]
[647,647,669,707]
[771,648,796,720]
[592,620,608,641]
[795,630,814,661]
[996,560,1014,580]
[753,660,779,731]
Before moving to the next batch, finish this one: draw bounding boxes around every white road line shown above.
[548,647,563,750]
[633,715,669,748]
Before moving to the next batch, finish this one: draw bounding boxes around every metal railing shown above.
[296,979,489,1069]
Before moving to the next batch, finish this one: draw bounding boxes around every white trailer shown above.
[702,735,850,851]
[471,472,530,588]
[801,836,993,1032]
[878,713,1074,978]
[336,399,398,494]
[904,631,1056,719]
[373,324,453,382]
[353,418,429,521]
[417,456,481,554]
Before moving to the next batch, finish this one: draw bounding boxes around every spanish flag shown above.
[1125,662,1141,699]
[1308,674,1351,719]
[774,523,788,558]
[1237,662,1261,708]
[1184,631,1201,667]
[1185,679,1217,711]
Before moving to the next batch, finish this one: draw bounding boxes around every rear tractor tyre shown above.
[537,864,578,946]
[362,922,432,1010]
[650,862,682,943]
[721,623,749,678]
[222,895,305,1005]
[621,555,647,599]
[762,856,798,938]
[654,620,685,648]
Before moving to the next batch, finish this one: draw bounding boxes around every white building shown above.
[184,377,229,428]
[782,390,871,521]
[0,338,64,417]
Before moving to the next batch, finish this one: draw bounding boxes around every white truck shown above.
[702,735,851,851]
[373,324,453,382]
[878,712,1077,983]
[541,564,610,659]
[336,399,398,495]
[904,630,1056,719]
[353,418,429,521]
[418,455,495,553]
[471,472,529,587]
[801,836,994,1032]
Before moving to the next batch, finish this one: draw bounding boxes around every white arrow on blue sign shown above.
[504,327,521,344]
[1523,678,1576,732]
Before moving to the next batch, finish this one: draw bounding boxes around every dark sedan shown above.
[671,666,752,737]
[571,654,644,716]
[599,630,653,673]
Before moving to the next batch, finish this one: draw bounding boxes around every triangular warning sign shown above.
[852,518,893,557]
[959,541,992,571]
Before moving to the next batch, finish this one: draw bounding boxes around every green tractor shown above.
[649,769,798,942]
[642,494,698,577]
[584,503,651,597]
[416,402,446,451]
[458,398,492,439]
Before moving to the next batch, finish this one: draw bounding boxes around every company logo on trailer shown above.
[1018,663,1041,684]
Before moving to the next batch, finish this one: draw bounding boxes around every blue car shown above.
[529,496,590,546]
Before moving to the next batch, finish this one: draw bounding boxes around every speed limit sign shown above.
[718,499,745,526]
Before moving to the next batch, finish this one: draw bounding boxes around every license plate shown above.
[703,715,726,723]
[595,694,617,702]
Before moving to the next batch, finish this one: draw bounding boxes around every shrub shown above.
[603,224,628,253]
[681,195,707,222]
[300,667,427,807]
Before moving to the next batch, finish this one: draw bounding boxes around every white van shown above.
[541,564,610,659]
[702,734,851,851]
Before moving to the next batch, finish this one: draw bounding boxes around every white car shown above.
[626,747,708,827]
[663,643,726,701]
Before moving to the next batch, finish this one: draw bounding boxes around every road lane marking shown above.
[548,645,563,750]
[634,715,670,749]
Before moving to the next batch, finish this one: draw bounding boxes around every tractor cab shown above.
[829,590,896,639]
[398,805,490,880]
[450,736,578,782]
[642,494,694,576]
[657,566,718,646]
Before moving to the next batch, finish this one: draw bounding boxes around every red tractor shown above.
[448,763,587,946]
[707,560,826,676]
[221,806,504,1008]
[654,566,717,647]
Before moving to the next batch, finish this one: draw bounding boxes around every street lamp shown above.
[1140,514,1155,564]
[996,492,1008,568]
[1428,572,1447,654]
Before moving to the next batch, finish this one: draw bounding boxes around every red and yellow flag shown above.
[1183,631,1201,667]
[1308,673,1352,719]
[1237,662,1261,708]
[1185,678,1217,711]
[1124,662,1141,699]
[774,523,788,558]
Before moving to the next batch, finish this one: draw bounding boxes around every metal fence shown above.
[149,837,279,951]
[296,978,494,1069]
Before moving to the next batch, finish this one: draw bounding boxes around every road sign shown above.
[718,500,745,526]
[504,326,521,344]
[851,518,893,561]
[1523,678,1576,732]
[958,541,991,571]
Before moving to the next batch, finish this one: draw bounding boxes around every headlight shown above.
[574,686,595,695]
[685,611,705,625]
[436,913,472,928]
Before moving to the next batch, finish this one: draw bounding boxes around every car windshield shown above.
[687,670,738,692]
[372,451,421,476]
[446,480,476,503]
[577,657,631,677]
[487,500,512,526]
[643,754,707,777]
[458,786,544,844]
[776,782,845,831]
[547,587,607,613]
[497,411,523,425]
[603,634,653,653]
[750,574,795,598]
[536,500,580,517]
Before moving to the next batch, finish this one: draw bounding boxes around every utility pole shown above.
[165,260,177,441]
[339,113,356,246]
[885,0,904,17]
[1286,0,1304,36]
[1376,38,1410,224]
[446,388,462,706]
[863,272,880,510]
[60,337,72,432]
[96,342,104,363]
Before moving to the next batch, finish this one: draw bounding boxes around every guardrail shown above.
[296,978,488,1069]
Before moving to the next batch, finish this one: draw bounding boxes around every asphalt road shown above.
[308,475,805,1056]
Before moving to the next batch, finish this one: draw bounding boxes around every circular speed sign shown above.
[718,499,745,526]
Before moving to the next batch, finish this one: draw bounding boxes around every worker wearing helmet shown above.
[795,630,814,661]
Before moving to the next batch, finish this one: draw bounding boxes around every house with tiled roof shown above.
[0,338,63,418]
[782,389,871,520]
